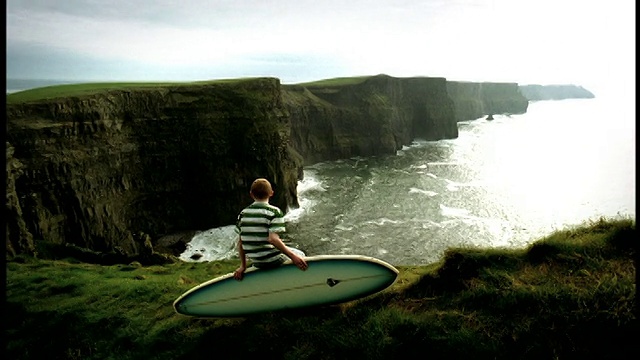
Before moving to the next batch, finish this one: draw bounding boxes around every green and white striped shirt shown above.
[235,201,286,267]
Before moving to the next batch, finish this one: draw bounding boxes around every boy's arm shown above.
[234,236,247,280]
[267,232,308,271]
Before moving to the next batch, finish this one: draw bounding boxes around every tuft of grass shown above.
[6,217,636,359]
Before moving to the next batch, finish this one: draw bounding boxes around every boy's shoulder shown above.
[245,201,282,213]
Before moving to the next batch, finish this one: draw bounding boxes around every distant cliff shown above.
[6,75,529,262]
[447,81,530,121]
[284,75,458,165]
[518,84,595,101]
[283,75,529,165]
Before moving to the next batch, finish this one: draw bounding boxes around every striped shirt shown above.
[235,201,286,267]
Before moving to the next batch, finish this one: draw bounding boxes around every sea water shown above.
[180,95,635,265]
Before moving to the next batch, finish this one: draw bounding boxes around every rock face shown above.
[447,81,530,121]
[518,84,596,101]
[284,75,459,165]
[6,75,530,261]
[6,78,303,261]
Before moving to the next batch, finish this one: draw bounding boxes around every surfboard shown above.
[173,255,399,317]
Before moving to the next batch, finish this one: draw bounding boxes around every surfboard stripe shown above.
[185,273,393,308]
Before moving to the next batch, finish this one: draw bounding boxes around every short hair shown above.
[250,178,273,199]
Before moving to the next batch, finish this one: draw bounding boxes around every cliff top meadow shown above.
[6,217,636,359]
[4,74,415,104]
[5,77,270,104]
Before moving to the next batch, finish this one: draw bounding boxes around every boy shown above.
[233,178,308,280]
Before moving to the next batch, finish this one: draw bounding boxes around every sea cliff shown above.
[6,75,531,261]
[447,81,529,121]
[518,84,595,101]
[6,78,302,262]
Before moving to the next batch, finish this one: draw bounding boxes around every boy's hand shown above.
[234,266,246,281]
[291,255,308,271]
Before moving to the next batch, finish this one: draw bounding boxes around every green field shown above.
[5,77,275,104]
[5,76,378,104]
[6,217,635,360]
[294,75,371,87]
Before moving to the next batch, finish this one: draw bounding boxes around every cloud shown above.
[5,0,636,94]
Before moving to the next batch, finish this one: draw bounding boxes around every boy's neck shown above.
[254,199,269,203]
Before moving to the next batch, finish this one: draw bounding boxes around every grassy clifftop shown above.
[5,78,268,104]
[6,217,635,359]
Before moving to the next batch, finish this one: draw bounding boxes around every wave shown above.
[409,187,438,197]
[179,226,237,262]
[285,170,325,223]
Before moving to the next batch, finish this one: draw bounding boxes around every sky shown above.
[5,0,636,97]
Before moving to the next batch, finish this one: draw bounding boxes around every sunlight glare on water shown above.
[181,97,635,265]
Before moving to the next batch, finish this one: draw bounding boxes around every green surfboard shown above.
[173,255,399,317]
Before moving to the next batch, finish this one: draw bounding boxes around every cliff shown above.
[518,84,595,101]
[285,75,529,165]
[284,75,459,165]
[447,81,530,121]
[6,78,303,262]
[6,75,529,262]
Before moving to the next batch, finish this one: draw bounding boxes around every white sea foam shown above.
[285,198,317,222]
[179,225,237,262]
[439,204,472,217]
[364,218,401,226]
[444,179,460,192]
[409,187,438,197]
[410,139,434,147]
[284,171,324,223]
[427,161,459,166]
[296,172,325,194]
[335,224,354,231]
[443,178,485,191]
[410,164,428,173]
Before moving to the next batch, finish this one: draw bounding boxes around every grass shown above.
[293,75,372,87]
[5,77,270,104]
[5,217,636,359]
[5,75,368,105]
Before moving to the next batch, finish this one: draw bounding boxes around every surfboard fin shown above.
[326,278,341,287]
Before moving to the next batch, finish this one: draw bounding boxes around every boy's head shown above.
[250,178,274,201]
